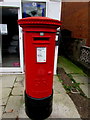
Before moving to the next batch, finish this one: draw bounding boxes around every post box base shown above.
[25,91,53,120]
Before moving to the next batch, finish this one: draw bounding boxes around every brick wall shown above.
[61,2,89,46]
[87,2,90,46]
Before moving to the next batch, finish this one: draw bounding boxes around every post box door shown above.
[24,32,56,99]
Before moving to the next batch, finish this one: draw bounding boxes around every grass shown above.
[58,56,87,76]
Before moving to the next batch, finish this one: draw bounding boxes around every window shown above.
[22,2,46,18]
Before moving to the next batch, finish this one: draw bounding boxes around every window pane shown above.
[22,2,46,18]
[1,7,20,67]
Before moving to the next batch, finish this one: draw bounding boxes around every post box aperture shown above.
[18,17,61,120]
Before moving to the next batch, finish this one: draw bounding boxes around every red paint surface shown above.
[18,17,61,98]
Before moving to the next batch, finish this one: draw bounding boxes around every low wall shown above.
[80,46,90,69]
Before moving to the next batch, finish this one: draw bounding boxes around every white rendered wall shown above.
[46,1,62,75]
[0,0,20,7]
[47,1,61,20]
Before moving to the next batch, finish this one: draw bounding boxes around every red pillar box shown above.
[18,17,61,119]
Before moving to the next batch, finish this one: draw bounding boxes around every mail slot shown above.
[34,37,49,40]
[18,17,61,120]
[33,36,50,44]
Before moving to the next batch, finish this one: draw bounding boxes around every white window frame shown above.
[0,0,24,74]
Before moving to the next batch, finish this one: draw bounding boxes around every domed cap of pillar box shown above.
[17,17,62,29]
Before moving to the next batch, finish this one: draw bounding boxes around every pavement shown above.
[0,74,81,119]
[0,56,89,119]
[1,74,24,119]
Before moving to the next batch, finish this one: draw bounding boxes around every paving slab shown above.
[0,87,9,107]
[16,74,24,82]
[19,104,28,118]
[2,75,16,88]
[71,74,90,98]
[12,86,24,96]
[0,86,2,102]
[2,96,24,118]
[0,76,2,88]
[0,74,2,77]
[0,105,5,119]
[19,76,80,119]
[2,88,11,99]
[0,106,2,120]
[72,74,90,84]
[53,76,67,95]
[1,105,5,113]
[14,81,24,88]
[80,84,90,98]
[50,94,80,118]
[15,74,24,87]
[0,99,1,106]
[0,76,2,81]
[0,77,2,108]
[12,75,24,96]
[2,97,8,106]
